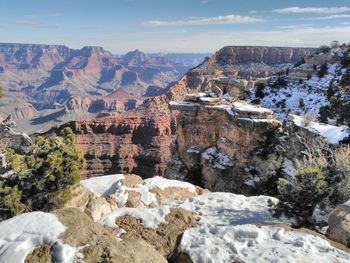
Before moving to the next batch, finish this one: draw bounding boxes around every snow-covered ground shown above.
[99,192,293,230]
[179,224,350,263]
[291,114,350,144]
[252,63,343,119]
[0,212,81,263]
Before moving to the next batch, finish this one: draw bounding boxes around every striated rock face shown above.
[64,97,174,178]
[187,46,314,87]
[66,89,142,113]
[214,46,314,65]
[0,43,72,71]
[168,99,282,193]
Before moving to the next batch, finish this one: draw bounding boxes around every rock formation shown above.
[168,96,282,193]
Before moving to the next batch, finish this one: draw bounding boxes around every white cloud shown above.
[273,6,350,14]
[279,24,314,29]
[101,25,350,53]
[307,14,350,20]
[142,15,264,27]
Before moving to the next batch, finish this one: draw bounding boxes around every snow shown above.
[0,212,66,263]
[52,241,85,263]
[169,101,201,108]
[100,192,293,230]
[254,63,343,119]
[143,176,196,193]
[99,206,171,229]
[343,200,350,207]
[291,114,350,144]
[81,174,198,207]
[282,158,296,178]
[201,147,234,170]
[174,192,292,227]
[232,101,273,115]
[179,224,350,263]
[80,174,125,197]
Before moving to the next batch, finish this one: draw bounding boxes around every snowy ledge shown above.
[290,114,350,144]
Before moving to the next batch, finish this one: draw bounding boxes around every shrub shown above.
[316,45,331,54]
[2,128,85,217]
[295,57,305,67]
[0,86,4,99]
[255,82,266,99]
[317,63,328,78]
[333,145,350,202]
[277,166,331,224]
[229,87,240,100]
[0,186,26,217]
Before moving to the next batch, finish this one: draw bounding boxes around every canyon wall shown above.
[167,100,283,194]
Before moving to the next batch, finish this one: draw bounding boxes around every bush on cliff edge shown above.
[0,128,85,219]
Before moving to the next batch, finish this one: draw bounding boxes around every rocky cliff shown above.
[61,96,174,178]
[167,97,283,193]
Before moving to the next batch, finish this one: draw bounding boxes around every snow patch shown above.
[143,176,197,193]
[80,174,125,197]
[201,147,234,170]
[291,114,350,144]
[179,224,350,263]
[0,212,66,263]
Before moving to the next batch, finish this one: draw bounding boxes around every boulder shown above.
[327,204,350,247]
[55,208,167,263]
[63,185,117,221]
[116,208,195,257]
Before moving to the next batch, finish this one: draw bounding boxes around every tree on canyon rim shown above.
[0,85,4,98]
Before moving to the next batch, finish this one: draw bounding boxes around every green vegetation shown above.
[0,85,4,99]
[255,82,266,99]
[277,166,332,225]
[0,128,85,218]
[317,62,328,78]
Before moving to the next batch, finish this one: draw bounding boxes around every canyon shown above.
[0,43,208,123]
[62,46,313,179]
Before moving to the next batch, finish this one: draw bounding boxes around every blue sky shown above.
[1,0,350,53]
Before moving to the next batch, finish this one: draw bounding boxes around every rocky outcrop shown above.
[168,97,282,193]
[116,208,195,257]
[327,204,350,247]
[63,185,118,222]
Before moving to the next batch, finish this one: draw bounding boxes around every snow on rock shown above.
[201,147,234,170]
[179,224,350,263]
[343,200,350,207]
[100,192,293,230]
[52,241,85,263]
[143,176,197,193]
[232,101,273,115]
[99,206,171,229]
[291,114,350,144]
[81,174,200,207]
[0,212,66,263]
[80,174,125,197]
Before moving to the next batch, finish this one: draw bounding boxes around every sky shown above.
[1,0,350,53]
